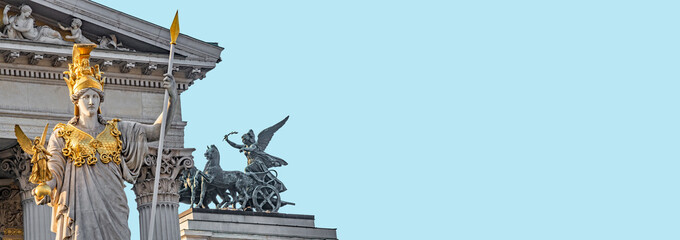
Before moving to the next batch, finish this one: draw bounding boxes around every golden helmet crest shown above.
[63,43,104,96]
[63,44,105,116]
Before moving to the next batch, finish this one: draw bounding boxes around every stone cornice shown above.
[0,40,217,68]
[0,40,213,83]
[0,64,193,93]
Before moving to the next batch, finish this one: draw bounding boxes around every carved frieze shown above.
[0,184,22,239]
[0,46,214,91]
[0,146,26,239]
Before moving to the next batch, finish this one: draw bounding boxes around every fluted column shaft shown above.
[21,190,55,240]
[135,178,182,240]
[133,147,194,240]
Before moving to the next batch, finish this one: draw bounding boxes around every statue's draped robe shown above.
[45,121,147,240]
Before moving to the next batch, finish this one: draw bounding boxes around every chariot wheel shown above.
[252,185,281,212]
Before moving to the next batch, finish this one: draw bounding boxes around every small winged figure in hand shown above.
[224,116,289,173]
[15,124,53,201]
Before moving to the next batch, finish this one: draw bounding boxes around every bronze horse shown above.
[179,145,256,209]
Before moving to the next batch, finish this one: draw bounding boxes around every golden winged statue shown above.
[15,124,53,200]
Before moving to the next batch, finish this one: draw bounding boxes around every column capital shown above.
[133,147,194,206]
[133,147,194,240]
[0,145,33,192]
[139,147,195,182]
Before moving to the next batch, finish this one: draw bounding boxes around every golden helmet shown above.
[63,44,105,115]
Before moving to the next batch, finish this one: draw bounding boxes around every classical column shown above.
[133,147,194,240]
[20,189,54,240]
[0,145,55,240]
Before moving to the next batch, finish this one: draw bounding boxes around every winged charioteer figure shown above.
[224,116,289,171]
[14,123,52,200]
[224,116,289,192]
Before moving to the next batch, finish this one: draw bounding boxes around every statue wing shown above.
[256,116,289,151]
[14,125,35,155]
[265,154,288,168]
[39,123,49,146]
[251,151,288,168]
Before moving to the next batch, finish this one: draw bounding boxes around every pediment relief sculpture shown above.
[58,18,92,44]
[1,5,67,44]
[1,4,135,52]
[98,34,133,51]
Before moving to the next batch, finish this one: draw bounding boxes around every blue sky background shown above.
[95,1,679,239]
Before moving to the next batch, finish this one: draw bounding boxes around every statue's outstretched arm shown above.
[143,74,178,142]
[2,6,10,25]
[224,132,244,149]
[57,22,69,31]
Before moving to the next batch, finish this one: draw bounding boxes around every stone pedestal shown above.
[179,209,338,240]
[133,147,194,240]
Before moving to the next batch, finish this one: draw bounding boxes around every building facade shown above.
[0,0,223,239]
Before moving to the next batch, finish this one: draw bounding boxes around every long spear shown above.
[148,10,179,240]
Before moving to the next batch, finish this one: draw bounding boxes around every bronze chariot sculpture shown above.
[179,116,293,212]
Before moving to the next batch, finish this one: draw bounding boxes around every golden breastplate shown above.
[54,119,122,167]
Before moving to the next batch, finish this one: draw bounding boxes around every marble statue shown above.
[33,44,178,240]
[97,34,132,51]
[2,4,68,44]
[58,18,93,44]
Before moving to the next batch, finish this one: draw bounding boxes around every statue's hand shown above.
[223,132,238,141]
[4,5,10,14]
[33,189,51,205]
[162,73,177,98]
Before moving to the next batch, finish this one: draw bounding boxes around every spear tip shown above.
[170,10,180,45]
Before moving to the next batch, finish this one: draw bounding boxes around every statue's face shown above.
[77,89,100,118]
[242,135,254,145]
[20,7,31,17]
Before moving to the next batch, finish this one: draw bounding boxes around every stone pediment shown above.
[0,0,223,83]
